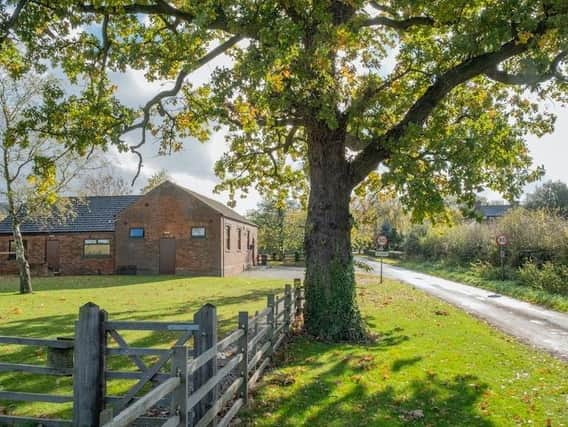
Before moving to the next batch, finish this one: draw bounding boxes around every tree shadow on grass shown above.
[243,335,492,427]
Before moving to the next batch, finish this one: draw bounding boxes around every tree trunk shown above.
[13,223,32,294]
[303,124,365,341]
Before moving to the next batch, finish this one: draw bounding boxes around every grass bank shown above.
[242,275,568,426]
[381,258,568,313]
[1,274,567,425]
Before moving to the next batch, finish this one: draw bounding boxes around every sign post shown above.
[376,235,388,284]
[496,234,508,281]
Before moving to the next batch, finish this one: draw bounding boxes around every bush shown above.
[403,208,568,269]
[518,262,568,295]
[471,261,518,281]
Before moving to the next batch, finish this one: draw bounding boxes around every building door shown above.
[159,238,176,274]
[46,240,60,272]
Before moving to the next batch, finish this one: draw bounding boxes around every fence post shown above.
[266,294,275,356]
[171,346,189,427]
[73,302,106,427]
[193,304,217,427]
[252,310,259,355]
[284,285,292,330]
[238,312,249,405]
[294,278,302,318]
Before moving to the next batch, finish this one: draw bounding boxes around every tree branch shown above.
[484,51,568,85]
[122,34,243,184]
[348,29,549,187]
[79,1,225,30]
[0,0,28,45]
[360,15,435,30]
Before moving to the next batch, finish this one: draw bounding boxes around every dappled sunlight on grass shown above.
[241,278,568,426]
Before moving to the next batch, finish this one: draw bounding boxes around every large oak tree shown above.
[3,0,567,339]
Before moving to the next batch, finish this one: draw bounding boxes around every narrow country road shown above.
[360,257,568,360]
[242,261,568,360]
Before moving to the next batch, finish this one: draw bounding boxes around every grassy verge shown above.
[0,275,288,420]
[242,275,568,426]
[379,258,568,313]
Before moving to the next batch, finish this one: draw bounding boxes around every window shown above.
[8,240,27,260]
[225,225,231,250]
[237,228,242,250]
[247,230,250,249]
[191,226,206,238]
[129,227,145,239]
[84,239,111,257]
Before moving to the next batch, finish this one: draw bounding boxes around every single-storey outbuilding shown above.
[0,181,257,276]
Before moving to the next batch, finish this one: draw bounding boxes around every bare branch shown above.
[123,34,243,184]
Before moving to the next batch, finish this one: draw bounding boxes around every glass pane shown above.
[129,228,144,238]
[84,244,110,256]
[191,227,206,237]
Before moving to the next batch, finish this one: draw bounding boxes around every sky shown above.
[106,64,568,214]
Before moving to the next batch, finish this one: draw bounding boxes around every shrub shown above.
[518,262,568,295]
[471,261,518,281]
[403,208,568,269]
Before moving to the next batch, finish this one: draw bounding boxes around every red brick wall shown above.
[0,232,115,275]
[222,218,258,276]
[115,182,224,276]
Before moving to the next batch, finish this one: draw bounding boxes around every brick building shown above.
[0,181,257,276]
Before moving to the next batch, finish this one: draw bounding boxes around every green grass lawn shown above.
[1,274,567,426]
[380,258,568,313]
[242,275,568,426]
[0,275,289,420]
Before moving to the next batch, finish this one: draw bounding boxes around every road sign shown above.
[376,251,389,257]
[377,235,388,247]
[496,234,508,246]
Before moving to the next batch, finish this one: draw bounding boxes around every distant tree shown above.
[283,207,306,255]
[248,198,305,259]
[82,167,132,196]
[351,192,411,252]
[0,69,96,294]
[141,169,170,194]
[525,181,568,217]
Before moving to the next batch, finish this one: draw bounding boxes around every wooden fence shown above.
[0,278,304,427]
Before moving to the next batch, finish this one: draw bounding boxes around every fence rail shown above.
[0,279,304,427]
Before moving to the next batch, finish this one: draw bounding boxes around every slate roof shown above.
[0,182,256,234]
[479,205,512,218]
[167,181,257,227]
[0,196,141,234]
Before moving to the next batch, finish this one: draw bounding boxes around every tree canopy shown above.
[2,0,567,339]
[2,1,566,213]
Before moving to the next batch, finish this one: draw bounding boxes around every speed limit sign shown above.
[377,235,388,247]
[496,234,508,246]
